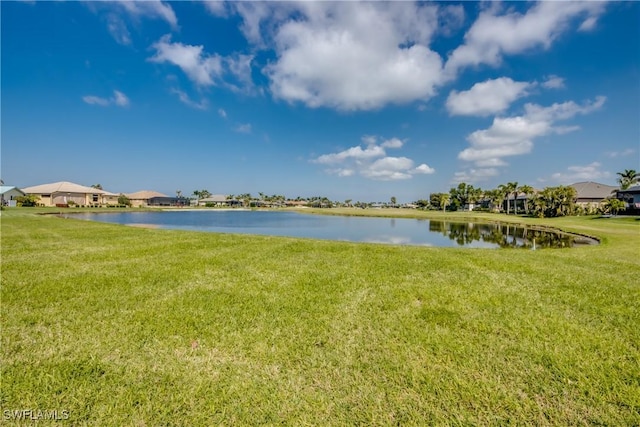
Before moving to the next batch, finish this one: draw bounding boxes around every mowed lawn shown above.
[1,209,638,425]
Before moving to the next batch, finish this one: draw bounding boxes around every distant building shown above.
[126,190,169,207]
[503,191,536,213]
[22,181,118,206]
[617,185,640,209]
[0,186,26,207]
[570,181,617,209]
[198,195,242,207]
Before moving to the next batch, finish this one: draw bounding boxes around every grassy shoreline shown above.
[1,208,639,425]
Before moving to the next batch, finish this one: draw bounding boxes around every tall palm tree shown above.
[617,169,639,190]
[518,185,534,215]
[508,182,518,215]
[440,193,450,212]
[496,185,509,214]
[499,183,517,214]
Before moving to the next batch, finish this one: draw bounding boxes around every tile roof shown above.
[570,181,617,199]
[22,181,112,195]
[126,190,169,199]
[0,186,25,195]
[200,195,234,203]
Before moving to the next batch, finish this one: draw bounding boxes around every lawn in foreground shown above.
[1,209,639,425]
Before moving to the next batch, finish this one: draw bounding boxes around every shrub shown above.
[16,195,40,207]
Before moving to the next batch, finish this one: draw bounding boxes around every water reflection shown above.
[60,211,597,248]
[428,220,594,249]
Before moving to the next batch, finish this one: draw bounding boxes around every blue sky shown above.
[2,1,638,203]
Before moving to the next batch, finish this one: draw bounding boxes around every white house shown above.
[0,186,26,207]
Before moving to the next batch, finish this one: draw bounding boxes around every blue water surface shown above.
[61,210,596,248]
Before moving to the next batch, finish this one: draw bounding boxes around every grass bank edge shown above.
[5,206,639,246]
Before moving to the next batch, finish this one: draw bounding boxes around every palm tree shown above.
[482,189,500,212]
[440,193,450,212]
[507,182,518,215]
[603,198,626,216]
[617,169,639,190]
[498,183,517,214]
[495,186,507,213]
[518,185,534,215]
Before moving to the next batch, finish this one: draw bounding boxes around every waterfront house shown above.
[570,181,618,209]
[22,181,118,207]
[126,190,169,207]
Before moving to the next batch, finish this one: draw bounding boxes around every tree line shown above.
[418,169,637,218]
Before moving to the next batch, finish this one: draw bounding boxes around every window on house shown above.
[92,194,99,202]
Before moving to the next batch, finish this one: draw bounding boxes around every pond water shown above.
[61,210,598,249]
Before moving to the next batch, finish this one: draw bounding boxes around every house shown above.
[126,190,169,207]
[617,185,640,209]
[22,181,118,207]
[198,195,242,207]
[284,200,309,208]
[147,196,190,207]
[570,181,617,209]
[503,191,535,213]
[0,186,26,207]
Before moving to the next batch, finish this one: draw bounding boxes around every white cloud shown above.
[523,96,605,122]
[314,145,386,165]
[336,169,355,177]
[204,1,228,18]
[542,75,565,89]
[112,90,130,107]
[149,35,223,87]
[224,53,255,93]
[551,162,611,184]
[149,35,255,92]
[445,2,606,77]
[170,88,208,110]
[361,157,415,181]
[381,138,404,149]
[452,168,499,184]
[361,135,378,146]
[233,2,292,47]
[313,135,434,181]
[446,77,533,116]
[605,148,635,158]
[82,90,129,108]
[106,14,131,45]
[413,164,436,175]
[235,123,252,134]
[218,108,228,119]
[458,96,606,167]
[115,0,178,29]
[82,95,110,107]
[263,2,444,110]
[91,1,178,45]
[578,16,598,32]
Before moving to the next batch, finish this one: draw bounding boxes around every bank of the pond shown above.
[2,209,639,425]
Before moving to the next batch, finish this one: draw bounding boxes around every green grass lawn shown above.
[1,208,639,425]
